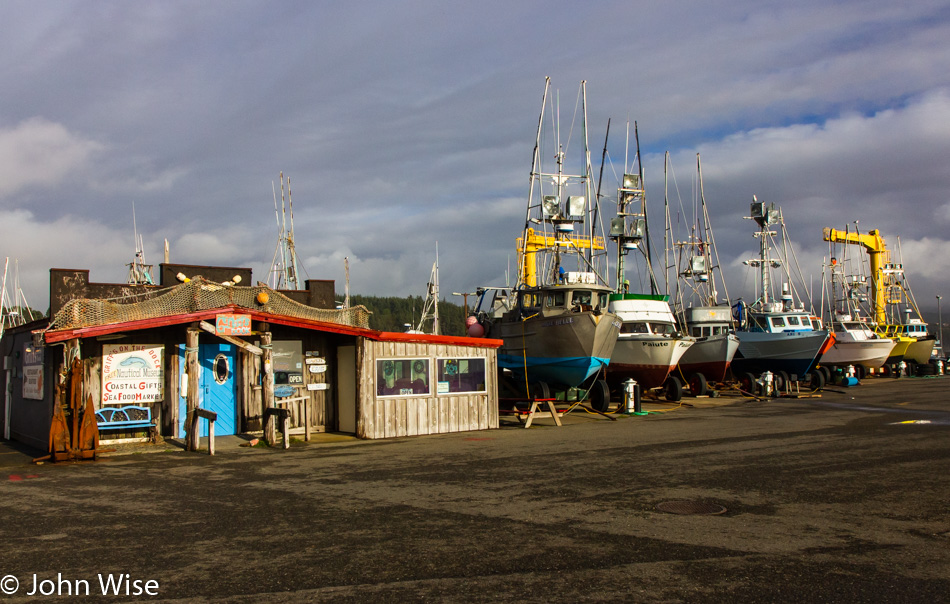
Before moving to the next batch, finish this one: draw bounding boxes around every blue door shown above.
[178,343,238,437]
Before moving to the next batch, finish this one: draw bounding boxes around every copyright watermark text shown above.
[1,573,159,597]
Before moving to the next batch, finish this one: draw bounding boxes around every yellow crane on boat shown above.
[517,228,605,288]
[822,227,934,366]
[822,228,890,324]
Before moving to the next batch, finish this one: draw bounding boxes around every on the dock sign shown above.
[215,313,251,336]
[101,344,164,405]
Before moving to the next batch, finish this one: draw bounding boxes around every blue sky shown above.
[2,0,950,318]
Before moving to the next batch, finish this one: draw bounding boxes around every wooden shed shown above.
[1,266,502,451]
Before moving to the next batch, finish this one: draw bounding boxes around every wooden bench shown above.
[499,398,562,428]
[96,405,157,440]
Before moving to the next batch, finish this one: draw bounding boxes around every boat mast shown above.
[696,154,728,306]
[127,202,154,285]
[0,257,8,339]
[745,197,780,307]
[635,123,659,295]
[664,151,671,298]
[519,79,605,288]
[269,172,302,290]
[284,174,301,289]
[518,77,551,288]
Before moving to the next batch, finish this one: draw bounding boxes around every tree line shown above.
[342,294,469,336]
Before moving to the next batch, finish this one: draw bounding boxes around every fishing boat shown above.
[664,153,739,394]
[817,243,895,376]
[607,292,694,397]
[603,130,694,400]
[823,227,933,375]
[821,316,896,374]
[468,78,621,409]
[731,199,830,390]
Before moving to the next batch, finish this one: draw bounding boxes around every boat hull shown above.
[606,335,693,390]
[677,333,740,382]
[883,338,912,365]
[494,310,621,388]
[731,330,829,378]
[820,336,895,368]
[905,336,936,364]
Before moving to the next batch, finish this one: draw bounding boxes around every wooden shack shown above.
[0,265,502,451]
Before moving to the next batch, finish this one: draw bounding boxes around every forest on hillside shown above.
[342,294,470,336]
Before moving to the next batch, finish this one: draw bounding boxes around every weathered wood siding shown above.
[356,339,498,439]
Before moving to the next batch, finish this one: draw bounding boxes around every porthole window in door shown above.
[213,354,230,384]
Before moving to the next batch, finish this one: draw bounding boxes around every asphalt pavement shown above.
[0,376,948,602]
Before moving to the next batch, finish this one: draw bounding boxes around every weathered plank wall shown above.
[356,339,498,439]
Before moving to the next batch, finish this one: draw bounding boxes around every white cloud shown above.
[0,209,128,308]
[0,118,102,197]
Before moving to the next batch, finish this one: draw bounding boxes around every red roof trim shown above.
[44,305,503,349]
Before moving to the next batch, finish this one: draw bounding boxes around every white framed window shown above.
[377,358,430,397]
[436,358,487,394]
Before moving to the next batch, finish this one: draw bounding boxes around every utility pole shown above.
[452,292,476,317]
[937,295,944,357]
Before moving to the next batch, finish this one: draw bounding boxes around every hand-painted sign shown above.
[101,344,164,405]
[215,313,252,336]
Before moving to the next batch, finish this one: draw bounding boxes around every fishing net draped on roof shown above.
[47,277,371,333]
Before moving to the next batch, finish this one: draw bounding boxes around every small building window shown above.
[377,359,430,396]
[213,354,230,385]
[436,358,487,394]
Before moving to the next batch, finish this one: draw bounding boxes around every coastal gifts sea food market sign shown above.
[101,344,164,405]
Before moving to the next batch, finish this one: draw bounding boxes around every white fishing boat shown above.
[823,227,933,375]
[664,153,739,394]
[603,129,694,400]
[607,292,694,396]
[818,244,895,375]
[821,315,895,372]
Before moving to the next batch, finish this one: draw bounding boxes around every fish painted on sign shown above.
[119,356,150,369]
